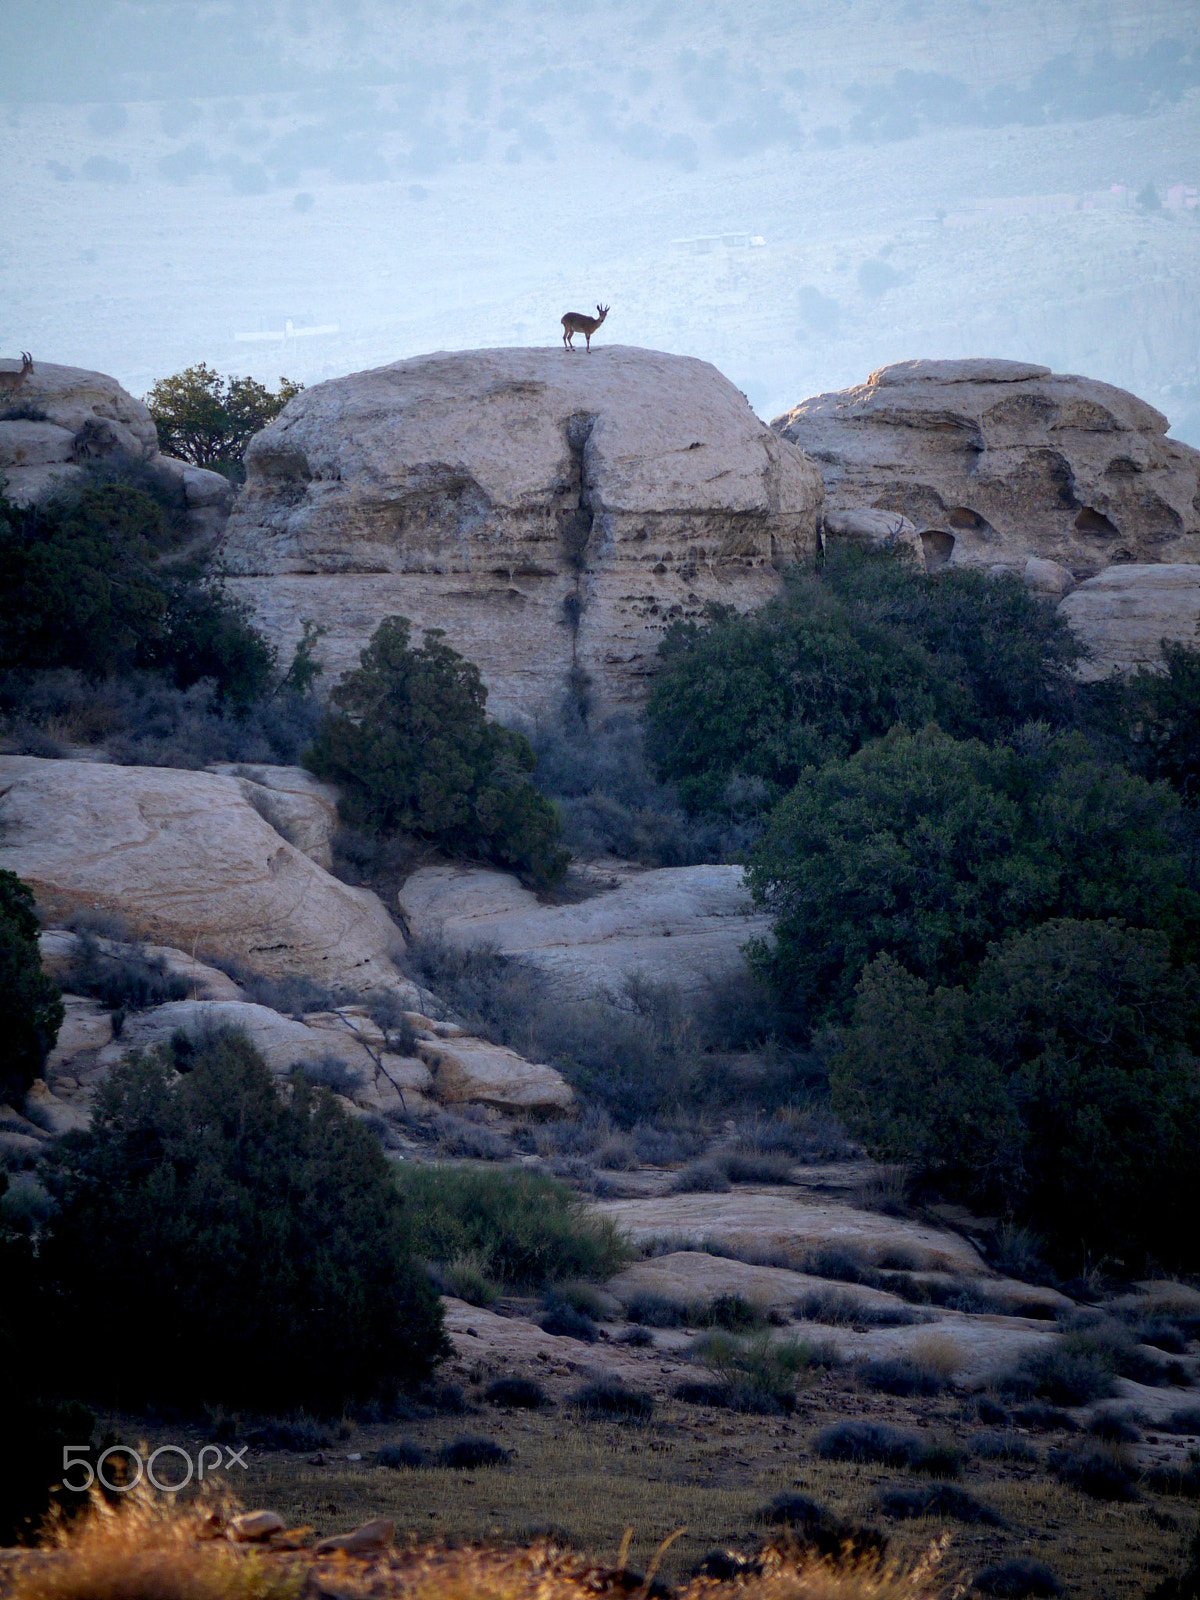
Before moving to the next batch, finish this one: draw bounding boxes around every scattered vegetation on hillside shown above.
[0,869,64,1104]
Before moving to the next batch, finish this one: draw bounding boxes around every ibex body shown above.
[0,352,34,392]
[561,305,609,352]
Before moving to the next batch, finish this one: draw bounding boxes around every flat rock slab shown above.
[0,756,404,988]
[1058,562,1200,679]
[398,862,770,998]
[774,357,1200,577]
[592,1192,986,1274]
[416,1035,574,1114]
[220,344,823,722]
[607,1250,920,1315]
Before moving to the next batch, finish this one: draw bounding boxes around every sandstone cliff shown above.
[773,358,1200,578]
[218,345,823,723]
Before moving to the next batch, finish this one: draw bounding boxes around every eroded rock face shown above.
[219,345,823,722]
[1059,563,1200,680]
[773,358,1200,578]
[397,861,771,999]
[0,358,233,549]
[0,756,403,989]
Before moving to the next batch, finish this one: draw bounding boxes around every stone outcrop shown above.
[219,345,823,723]
[1059,563,1200,680]
[0,358,233,547]
[0,756,404,988]
[397,861,771,999]
[415,1034,574,1114]
[773,358,1200,578]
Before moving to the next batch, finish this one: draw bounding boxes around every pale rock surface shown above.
[1023,555,1076,595]
[1059,563,1200,679]
[0,361,230,549]
[94,999,385,1079]
[42,995,115,1083]
[593,1192,986,1273]
[207,764,340,870]
[23,1079,91,1136]
[397,861,770,998]
[219,345,823,722]
[774,357,1200,577]
[416,1034,574,1114]
[0,756,404,988]
[608,1249,914,1317]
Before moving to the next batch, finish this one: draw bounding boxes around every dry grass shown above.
[0,1486,302,1600]
[905,1334,965,1383]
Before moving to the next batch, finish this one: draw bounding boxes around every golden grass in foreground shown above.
[0,1489,957,1600]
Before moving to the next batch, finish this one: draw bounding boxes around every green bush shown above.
[34,1031,448,1412]
[0,869,63,1103]
[393,1163,629,1289]
[746,723,1195,1025]
[0,484,274,704]
[1088,638,1200,803]
[645,548,1081,817]
[143,363,302,480]
[830,919,1200,1270]
[306,617,567,887]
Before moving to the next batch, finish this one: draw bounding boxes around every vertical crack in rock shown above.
[558,412,599,725]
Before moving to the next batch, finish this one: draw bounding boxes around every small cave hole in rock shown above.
[1075,507,1120,538]
[920,528,955,570]
[948,506,990,531]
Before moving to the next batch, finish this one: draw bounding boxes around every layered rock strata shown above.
[773,357,1200,578]
[219,345,823,722]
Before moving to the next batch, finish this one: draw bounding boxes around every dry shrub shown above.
[5,1487,300,1600]
[905,1331,965,1381]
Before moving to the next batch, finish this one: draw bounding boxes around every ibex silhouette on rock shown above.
[0,352,34,392]
[561,305,609,352]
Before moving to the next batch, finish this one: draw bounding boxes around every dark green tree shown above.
[307,616,567,886]
[37,1031,448,1412]
[143,364,303,479]
[645,548,1082,817]
[0,485,274,704]
[0,869,63,1103]
[746,723,1194,1025]
[830,919,1200,1271]
[1087,638,1200,803]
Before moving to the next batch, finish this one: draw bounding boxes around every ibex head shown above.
[20,352,33,374]
[595,305,609,322]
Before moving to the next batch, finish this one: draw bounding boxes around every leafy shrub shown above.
[32,1030,448,1412]
[645,548,1082,819]
[430,1248,499,1306]
[306,617,567,887]
[539,1299,598,1342]
[1049,1444,1139,1500]
[855,1356,947,1397]
[144,364,302,479]
[0,868,63,1102]
[393,1164,629,1289]
[0,485,275,705]
[669,1159,732,1193]
[1089,639,1200,803]
[813,1421,961,1475]
[793,1289,925,1330]
[437,1436,511,1469]
[875,1482,1005,1525]
[753,1493,887,1561]
[377,1440,426,1469]
[617,1326,654,1348]
[694,1330,836,1409]
[60,933,189,1014]
[701,1293,768,1332]
[485,1376,547,1409]
[830,919,1200,1270]
[973,1559,1062,1598]
[568,1378,654,1421]
[997,1340,1117,1406]
[718,1148,796,1184]
[249,1414,334,1452]
[748,723,1194,1028]
[627,1292,690,1329]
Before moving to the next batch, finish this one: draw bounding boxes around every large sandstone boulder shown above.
[415,1034,574,1114]
[0,358,232,548]
[774,358,1200,578]
[397,861,771,999]
[0,756,404,989]
[1059,563,1200,680]
[218,346,823,723]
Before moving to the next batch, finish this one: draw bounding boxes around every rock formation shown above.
[0,756,403,989]
[397,861,771,999]
[773,358,1200,578]
[218,345,823,723]
[0,357,233,548]
[1059,563,1200,681]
